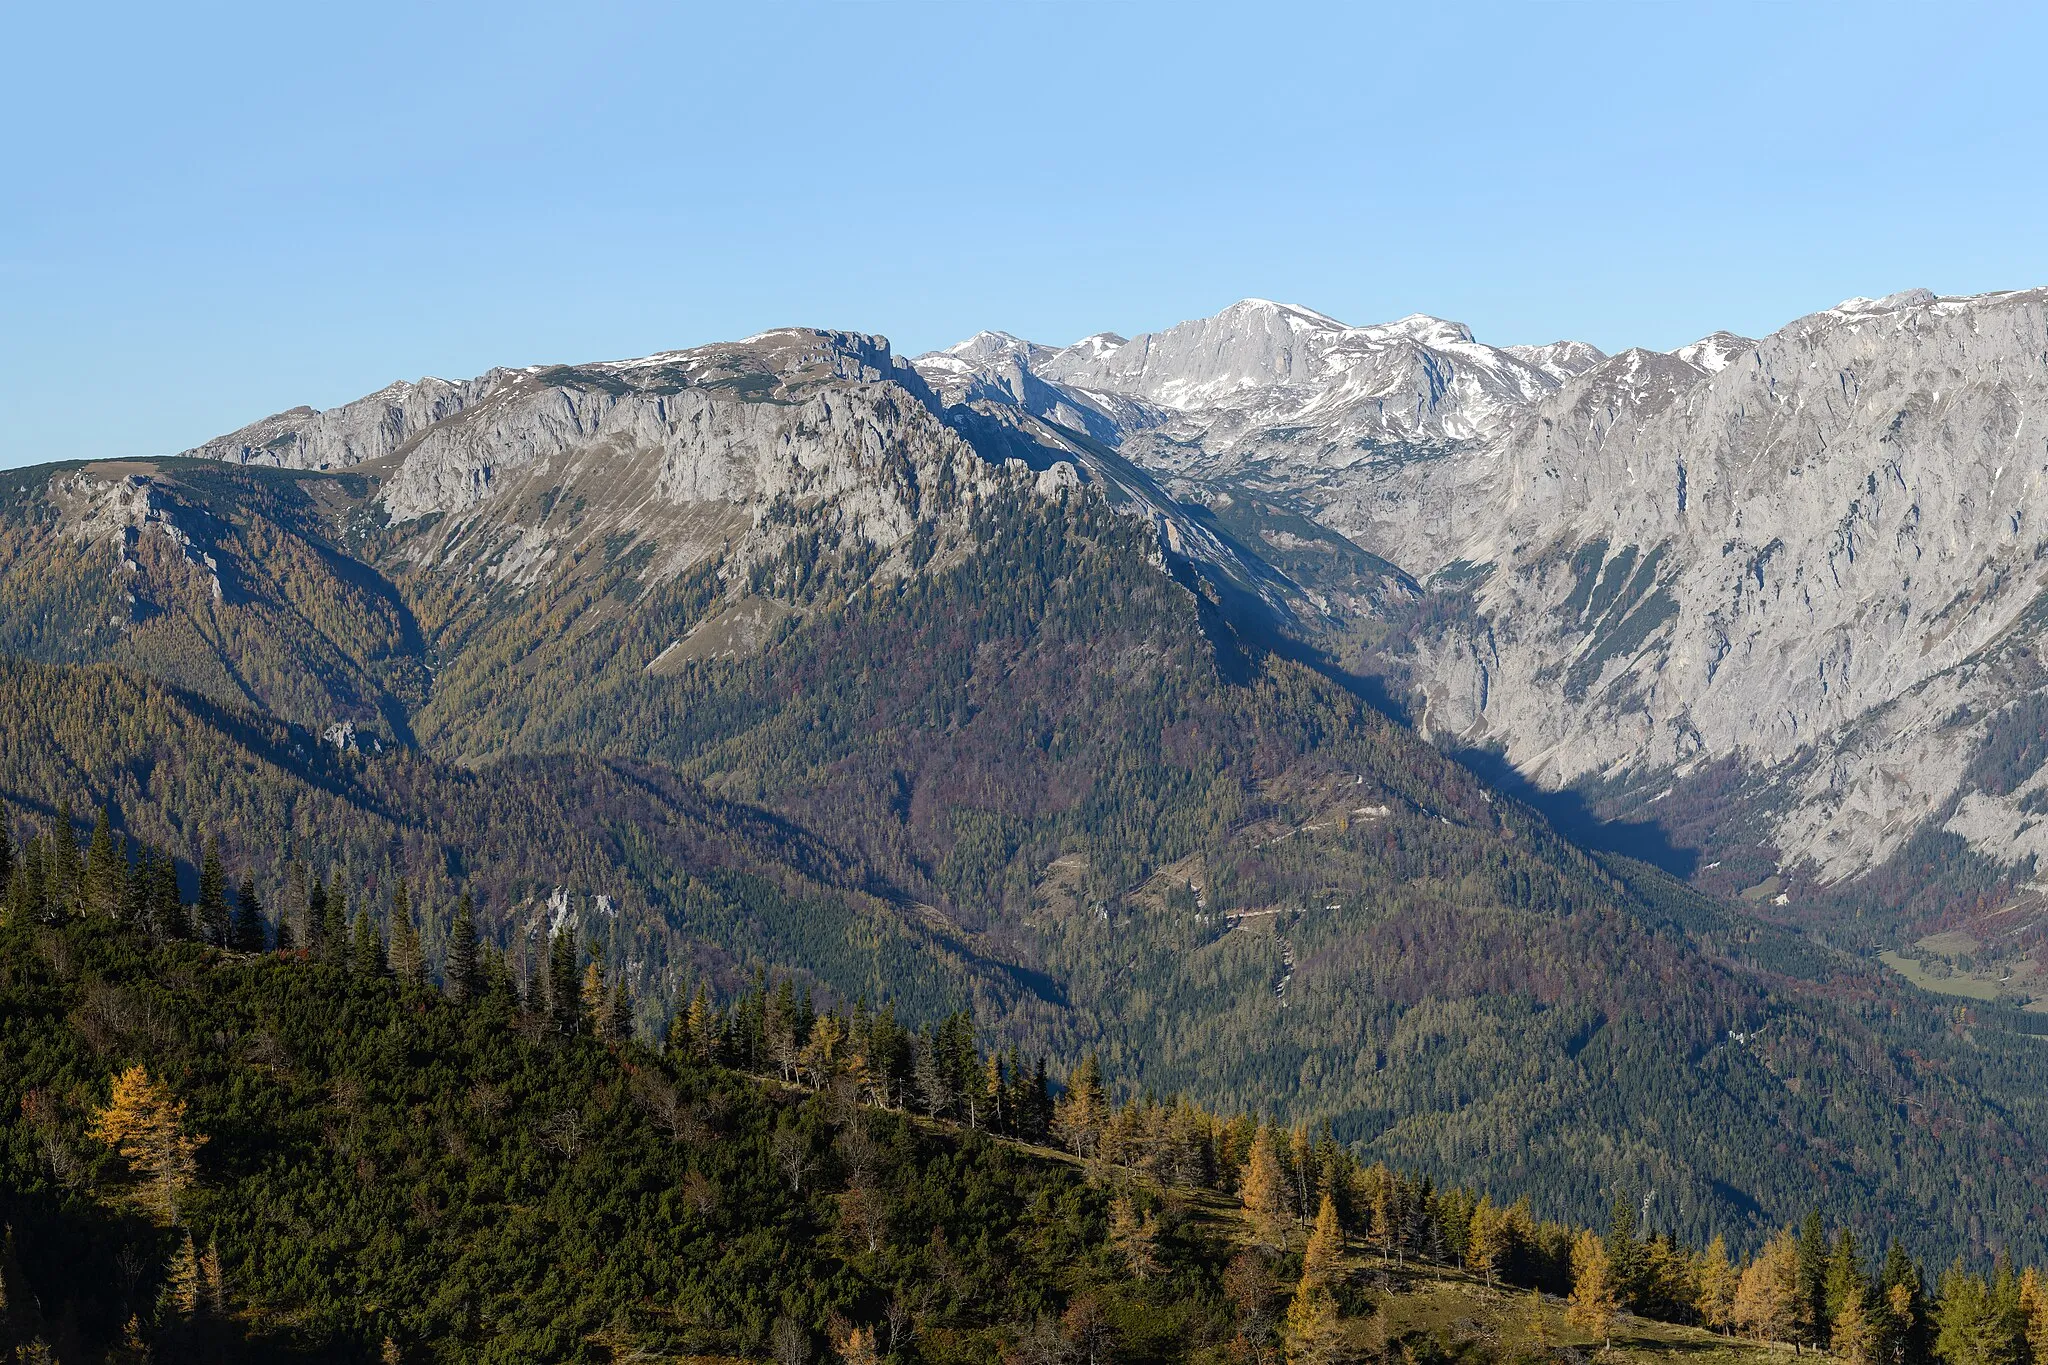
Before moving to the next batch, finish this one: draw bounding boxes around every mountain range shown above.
[6,287,2048,1261]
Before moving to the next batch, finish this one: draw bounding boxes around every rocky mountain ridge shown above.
[916,286,2048,895]
[158,284,2048,898]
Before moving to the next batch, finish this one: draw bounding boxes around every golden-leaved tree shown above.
[90,1065,205,1224]
[1239,1126,1291,1251]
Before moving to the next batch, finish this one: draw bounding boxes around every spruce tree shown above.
[1799,1210,1831,1347]
[388,879,425,987]
[196,837,230,947]
[351,903,386,977]
[320,884,349,964]
[306,879,329,958]
[85,806,121,916]
[152,853,185,940]
[445,892,480,1002]
[546,927,580,1034]
[51,800,83,916]
[0,801,13,897]
[287,862,311,950]
[232,877,267,952]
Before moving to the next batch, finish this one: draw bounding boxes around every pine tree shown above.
[232,877,267,952]
[1834,1278,1882,1365]
[604,975,632,1043]
[1933,1262,2026,1365]
[1240,1125,1291,1250]
[196,836,230,946]
[1881,1241,1932,1365]
[2018,1267,2048,1365]
[1052,1053,1106,1156]
[1466,1194,1507,1291]
[152,852,185,940]
[1282,1275,1343,1365]
[200,1238,225,1316]
[0,802,13,902]
[446,893,480,1002]
[287,861,311,949]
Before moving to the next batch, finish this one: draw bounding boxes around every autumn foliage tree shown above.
[90,1065,205,1224]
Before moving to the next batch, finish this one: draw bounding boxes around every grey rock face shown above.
[1407,287,2048,877]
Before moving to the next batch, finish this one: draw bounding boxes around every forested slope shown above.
[3,459,2048,1265]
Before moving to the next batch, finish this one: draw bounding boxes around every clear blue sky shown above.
[5,2,2045,467]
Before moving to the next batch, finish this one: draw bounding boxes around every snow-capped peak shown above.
[1671,331,1755,374]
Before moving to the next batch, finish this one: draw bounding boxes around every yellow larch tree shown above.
[90,1065,206,1224]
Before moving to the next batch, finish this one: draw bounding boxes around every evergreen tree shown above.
[231,877,267,952]
[1798,1210,1830,1347]
[388,880,424,987]
[51,799,82,916]
[446,892,480,1002]
[544,925,578,1031]
[1302,1192,1343,1290]
[1606,1189,1647,1313]
[320,884,349,965]
[1736,1228,1809,1346]
[196,837,230,947]
[151,852,185,940]
[603,976,632,1043]
[1933,1262,2026,1365]
[287,862,311,950]
[0,802,13,899]
[84,805,121,916]
[1827,1228,1867,1332]
[306,878,329,958]
[1882,1240,1933,1365]
[164,1233,200,1319]
[351,903,386,978]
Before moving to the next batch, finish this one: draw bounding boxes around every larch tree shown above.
[1466,1195,1508,1291]
[1240,1125,1291,1251]
[1108,1193,1160,1282]
[1568,1228,1621,1349]
[90,1066,206,1225]
[1735,1228,1807,1347]
[1301,1191,1343,1290]
[1696,1235,1739,1335]
[1282,1275,1343,1365]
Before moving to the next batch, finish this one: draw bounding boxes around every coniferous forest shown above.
[6,881,2048,1365]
